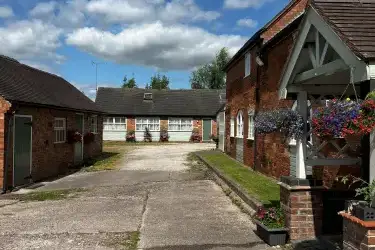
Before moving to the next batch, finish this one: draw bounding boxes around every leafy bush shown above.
[126,130,136,142]
[255,109,304,139]
[190,127,201,142]
[160,129,169,142]
[254,206,285,229]
[144,127,152,142]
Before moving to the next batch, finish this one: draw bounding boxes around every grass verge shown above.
[197,151,280,206]
[17,188,85,201]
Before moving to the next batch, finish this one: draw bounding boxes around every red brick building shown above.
[0,55,104,191]
[224,0,308,179]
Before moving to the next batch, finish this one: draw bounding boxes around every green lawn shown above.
[198,151,280,206]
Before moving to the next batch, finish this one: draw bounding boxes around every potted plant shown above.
[67,130,83,144]
[254,109,304,142]
[312,99,361,140]
[126,130,136,142]
[190,127,201,143]
[338,175,375,221]
[253,207,288,246]
[83,132,95,144]
[160,129,169,142]
[144,127,152,142]
[210,134,218,147]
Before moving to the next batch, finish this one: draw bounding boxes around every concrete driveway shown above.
[0,143,268,250]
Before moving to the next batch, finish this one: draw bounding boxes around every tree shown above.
[190,47,230,89]
[122,75,137,88]
[149,73,170,89]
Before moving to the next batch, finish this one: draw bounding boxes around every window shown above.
[90,115,98,133]
[248,111,255,140]
[230,118,234,137]
[245,52,251,77]
[54,118,66,143]
[136,117,160,131]
[168,118,193,131]
[104,117,126,131]
[236,111,243,138]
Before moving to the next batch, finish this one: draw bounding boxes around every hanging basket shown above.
[344,134,362,151]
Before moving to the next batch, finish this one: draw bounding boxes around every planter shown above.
[345,200,375,221]
[345,134,362,151]
[254,219,288,246]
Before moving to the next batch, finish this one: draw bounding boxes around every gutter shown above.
[2,112,13,194]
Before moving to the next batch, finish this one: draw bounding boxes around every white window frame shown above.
[230,117,235,137]
[168,118,193,131]
[104,117,127,131]
[236,111,244,138]
[245,52,251,77]
[90,115,98,133]
[136,117,160,132]
[54,118,66,144]
[248,110,255,140]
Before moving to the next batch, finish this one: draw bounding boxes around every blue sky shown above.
[0,0,289,99]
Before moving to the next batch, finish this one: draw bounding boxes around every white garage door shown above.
[103,117,127,141]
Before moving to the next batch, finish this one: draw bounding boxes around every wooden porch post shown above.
[296,91,307,179]
[370,80,375,183]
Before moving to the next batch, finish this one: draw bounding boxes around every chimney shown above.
[144,93,153,101]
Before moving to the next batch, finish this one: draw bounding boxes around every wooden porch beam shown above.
[294,59,347,84]
[286,84,361,95]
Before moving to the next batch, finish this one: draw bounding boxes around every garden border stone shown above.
[195,151,264,212]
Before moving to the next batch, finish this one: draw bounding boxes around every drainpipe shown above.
[2,112,13,194]
[253,47,263,172]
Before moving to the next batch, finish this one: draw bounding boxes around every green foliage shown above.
[190,47,230,89]
[366,90,375,101]
[337,174,375,206]
[18,189,85,201]
[149,73,170,89]
[122,75,137,88]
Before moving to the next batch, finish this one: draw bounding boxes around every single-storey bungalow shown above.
[0,55,104,191]
[95,88,225,142]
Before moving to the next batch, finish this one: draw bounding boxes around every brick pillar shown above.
[341,212,375,250]
[0,97,11,190]
[279,176,324,241]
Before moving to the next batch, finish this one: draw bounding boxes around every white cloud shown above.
[224,0,274,9]
[0,19,64,62]
[0,6,14,18]
[236,18,258,28]
[66,21,245,70]
[86,0,220,24]
[29,1,57,17]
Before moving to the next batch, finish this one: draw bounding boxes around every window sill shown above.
[247,137,254,141]
[243,74,250,79]
[236,136,243,139]
[54,141,66,144]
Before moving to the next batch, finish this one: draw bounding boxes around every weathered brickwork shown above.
[3,105,103,188]
[342,215,375,250]
[0,97,11,189]
[261,0,308,43]
[280,184,323,240]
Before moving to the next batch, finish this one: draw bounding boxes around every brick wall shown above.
[261,0,308,43]
[280,183,323,240]
[342,215,375,250]
[225,19,296,178]
[0,97,11,189]
[5,105,102,187]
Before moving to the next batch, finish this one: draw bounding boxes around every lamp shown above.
[256,55,264,66]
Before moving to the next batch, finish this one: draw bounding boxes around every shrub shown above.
[144,127,152,142]
[126,130,136,142]
[254,206,285,229]
[190,127,201,142]
[160,129,169,142]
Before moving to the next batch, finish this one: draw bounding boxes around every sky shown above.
[0,0,290,99]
